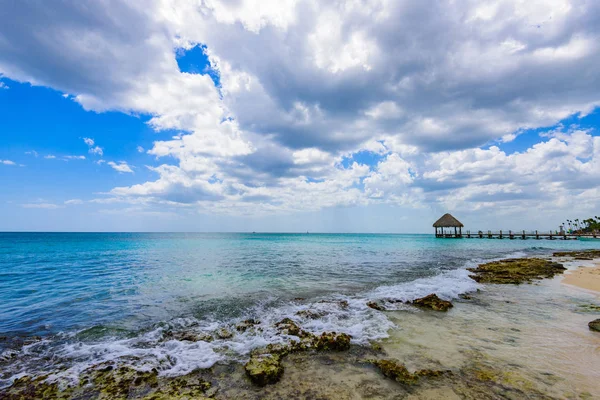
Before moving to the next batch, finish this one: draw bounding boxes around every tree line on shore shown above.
[561,216,600,233]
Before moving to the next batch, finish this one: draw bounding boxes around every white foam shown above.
[1,266,480,388]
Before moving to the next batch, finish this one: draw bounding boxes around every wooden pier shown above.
[433,213,599,240]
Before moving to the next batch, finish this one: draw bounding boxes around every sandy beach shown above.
[562,262,600,294]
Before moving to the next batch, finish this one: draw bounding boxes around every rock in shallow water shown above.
[244,354,284,386]
[411,294,453,312]
[589,319,600,332]
[367,301,386,311]
[467,258,566,284]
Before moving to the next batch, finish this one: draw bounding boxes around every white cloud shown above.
[21,203,63,209]
[63,155,86,160]
[0,81,8,89]
[1,1,600,224]
[137,146,145,153]
[25,150,38,157]
[64,199,84,205]
[108,161,134,173]
[1,159,16,165]
[83,137,103,156]
[44,155,56,159]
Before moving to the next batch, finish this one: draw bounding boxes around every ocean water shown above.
[1,232,599,388]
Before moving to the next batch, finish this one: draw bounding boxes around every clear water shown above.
[0,232,599,387]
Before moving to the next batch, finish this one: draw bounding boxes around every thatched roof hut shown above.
[433,213,463,228]
[433,213,464,237]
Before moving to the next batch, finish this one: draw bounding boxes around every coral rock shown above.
[244,354,284,386]
[468,258,565,285]
[235,319,260,332]
[314,332,352,351]
[411,294,453,312]
[589,319,600,332]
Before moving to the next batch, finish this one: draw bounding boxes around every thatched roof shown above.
[433,213,464,228]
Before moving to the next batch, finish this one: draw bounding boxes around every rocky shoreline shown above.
[2,250,600,399]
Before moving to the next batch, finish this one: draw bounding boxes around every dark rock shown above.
[589,319,600,332]
[553,250,600,258]
[235,319,260,332]
[367,301,386,311]
[411,294,453,311]
[295,309,326,319]
[244,354,284,386]
[468,258,566,284]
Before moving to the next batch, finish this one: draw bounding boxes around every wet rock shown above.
[318,299,349,309]
[589,319,600,332]
[235,319,260,332]
[367,301,386,311]
[553,250,600,259]
[411,294,453,311]
[275,318,305,337]
[371,359,418,385]
[295,309,326,319]
[216,328,233,339]
[371,359,450,386]
[252,343,291,357]
[244,354,284,386]
[314,332,352,351]
[459,293,472,300]
[468,258,566,284]
[163,330,213,342]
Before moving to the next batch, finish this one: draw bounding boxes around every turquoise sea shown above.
[1,232,599,387]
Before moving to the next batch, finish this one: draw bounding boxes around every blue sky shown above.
[1,1,600,232]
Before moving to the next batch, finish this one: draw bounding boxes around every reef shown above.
[235,319,260,333]
[468,258,566,284]
[244,354,284,386]
[410,294,453,311]
[370,359,450,386]
[1,363,215,400]
[314,332,352,351]
[589,319,600,332]
[552,249,600,259]
[216,328,233,339]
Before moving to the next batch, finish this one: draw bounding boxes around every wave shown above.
[0,267,480,388]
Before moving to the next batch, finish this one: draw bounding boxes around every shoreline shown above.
[2,250,600,399]
[561,262,600,295]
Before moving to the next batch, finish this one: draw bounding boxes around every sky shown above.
[1,0,600,233]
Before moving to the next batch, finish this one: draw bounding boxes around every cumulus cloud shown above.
[108,161,134,173]
[0,81,8,89]
[83,137,103,156]
[1,0,599,221]
[1,160,16,165]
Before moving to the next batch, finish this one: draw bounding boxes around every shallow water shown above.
[1,232,599,392]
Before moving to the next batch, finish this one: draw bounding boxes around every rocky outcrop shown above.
[371,359,450,386]
[468,258,566,284]
[216,328,233,339]
[411,294,453,311]
[162,330,213,342]
[235,319,260,333]
[314,332,352,351]
[295,309,326,319]
[275,318,306,337]
[589,319,600,332]
[367,301,386,311]
[244,354,284,386]
[553,250,600,259]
